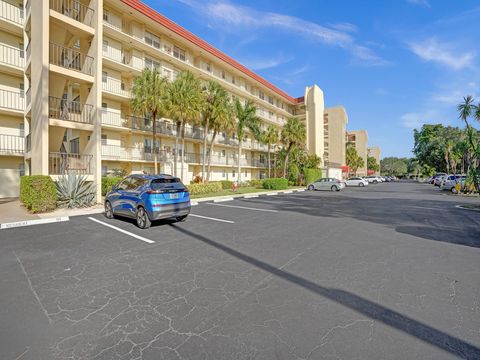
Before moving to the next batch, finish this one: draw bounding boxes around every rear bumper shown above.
[148,201,191,220]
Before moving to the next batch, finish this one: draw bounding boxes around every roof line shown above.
[121,0,300,104]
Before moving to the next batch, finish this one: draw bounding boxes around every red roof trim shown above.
[120,0,297,104]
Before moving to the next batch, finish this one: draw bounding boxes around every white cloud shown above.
[238,54,294,71]
[400,110,438,129]
[177,0,388,66]
[407,0,430,7]
[408,37,475,70]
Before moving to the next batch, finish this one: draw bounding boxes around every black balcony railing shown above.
[49,152,93,175]
[49,42,94,76]
[49,96,94,124]
[0,134,24,154]
[49,0,94,26]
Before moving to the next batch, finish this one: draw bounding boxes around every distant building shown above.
[368,146,381,175]
[346,130,369,177]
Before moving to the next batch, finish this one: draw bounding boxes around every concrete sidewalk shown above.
[0,189,305,226]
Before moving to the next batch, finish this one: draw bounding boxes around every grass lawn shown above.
[190,186,302,199]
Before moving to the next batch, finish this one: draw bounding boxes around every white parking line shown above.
[281,190,293,194]
[266,192,278,196]
[244,195,259,198]
[190,201,199,206]
[296,189,306,192]
[189,214,235,223]
[88,217,155,244]
[207,203,278,212]
[403,205,442,211]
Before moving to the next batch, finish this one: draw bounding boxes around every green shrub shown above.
[304,168,322,185]
[187,182,223,195]
[220,180,233,190]
[20,175,57,213]
[249,179,264,188]
[101,176,123,196]
[288,163,300,184]
[56,174,96,208]
[262,178,288,190]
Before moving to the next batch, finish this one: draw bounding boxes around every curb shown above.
[1,216,69,230]
[213,197,234,203]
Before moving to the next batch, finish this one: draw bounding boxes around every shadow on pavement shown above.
[170,224,480,360]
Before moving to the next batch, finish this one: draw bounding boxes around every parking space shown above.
[0,182,479,359]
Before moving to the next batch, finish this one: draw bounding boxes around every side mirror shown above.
[111,185,117,191]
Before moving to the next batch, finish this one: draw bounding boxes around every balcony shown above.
[49,96,94,124]
[0,43,24,69]
[101,144,171,162]
[0,134,24,155]
[49,152,93,175]
[25,87,30,108]
[49,0,94,27]
[25,41,30,62]
[0,88,25,112]
[49,42,94,77]
[102,77,131,98]
[0,0,24,26]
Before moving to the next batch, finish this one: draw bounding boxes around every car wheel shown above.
[136,206,151,229]
[359,182,364,187]
[373,180,378,184]
[331,185,338,192]
[308,185,315,191]
[176,215,188,222]
[104,201,114,219]
[450,187,457,194]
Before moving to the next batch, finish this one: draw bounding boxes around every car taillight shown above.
[146,190,165,194]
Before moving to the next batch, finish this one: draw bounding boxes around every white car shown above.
[345,177,369,187]
[440,175,466,192]
[365,176,382,184]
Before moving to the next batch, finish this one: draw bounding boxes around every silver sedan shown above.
[307,178,346,192]
[345,177,368,187]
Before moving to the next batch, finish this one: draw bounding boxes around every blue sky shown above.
[145,0,480,158]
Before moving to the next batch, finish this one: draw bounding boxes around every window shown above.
[70,138,80,154]
[102,166,108,176]
[232,169,236,177]
[221,150,226,157]
[103,10,109,21]
[102,40,108,52]
[222,170,226,178]
[244,169,247,177]
[163,68,172,80]
[19,123,24,137]
[259,91,265,100]
[206,63,211,72]
[117,178,132,191]
[101,102,107,109]
[221,70,225,80]
[19,163,25,177]
[74,39,80,49]
[145,31,160,49]
[268,96,274,105]
[19,83,24,97]
[101,134,107,145]
[102,71,107,82]
[19,43,24,58]
[173,46,186,61]
[145,57,160,70]
[163,44,171,54]
[232,76,236,85]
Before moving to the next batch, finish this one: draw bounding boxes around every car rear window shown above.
[150,178,185,190]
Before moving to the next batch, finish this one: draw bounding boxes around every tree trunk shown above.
[202,118,209,183]
[174,121,181,177]
[283,146,291,178]
[207,130,217,182]
[273,149,277,177]
[152,111,157,174]
[237,140,242,183]
[180,122,186,181]
[267,144,271,178]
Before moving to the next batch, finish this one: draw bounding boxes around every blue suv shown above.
[104,174,191,229]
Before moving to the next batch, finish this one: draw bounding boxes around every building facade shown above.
[346,129,369,177]
[324,106,348,173]
[368,146,381,175]
[0,0,378,199]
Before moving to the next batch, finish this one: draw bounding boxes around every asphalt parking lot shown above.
[1,182,479,360]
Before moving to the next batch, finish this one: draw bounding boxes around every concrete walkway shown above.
[0,198,39,223]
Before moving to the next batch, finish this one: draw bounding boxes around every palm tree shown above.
[201,81,230,182]
[234,99,260,183]
[457,96,480,193]
[166,71,202,179]
[280,117,306,178]
[206,98,235,181]
[131,68,168,174]
[261,125,279,178]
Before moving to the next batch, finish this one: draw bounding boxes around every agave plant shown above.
[56,173,96,208]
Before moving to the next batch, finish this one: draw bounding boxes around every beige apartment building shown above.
[324,106,348,174]
[0,0,373,199]
[346,129,369,177]
[368,146,381,175]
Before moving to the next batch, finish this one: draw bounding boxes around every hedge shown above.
[262,178,288,190]
[20,175,57,213]
[187,182,223,195]
[101,176,123,196]
[304,168,322,186]
[249,179,264,188]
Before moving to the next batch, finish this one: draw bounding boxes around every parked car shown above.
[430,173,446,185]
[345,177,369,187]
[105,174,191,229]
[433,175,447,187]
[307,178,346,191]
[365,176,382,184]
[440,175,466,192]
